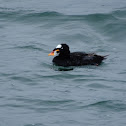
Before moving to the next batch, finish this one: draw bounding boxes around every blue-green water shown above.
[0,0,126,126]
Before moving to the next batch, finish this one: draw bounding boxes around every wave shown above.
[0,8,62,22]
[81,100,126,112]
[1,7,126,22]
[1,7,126,42]
[1,96,75,113]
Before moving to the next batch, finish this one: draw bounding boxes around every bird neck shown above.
[59,50,70,59]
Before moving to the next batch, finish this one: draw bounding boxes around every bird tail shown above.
[103,55,109,59]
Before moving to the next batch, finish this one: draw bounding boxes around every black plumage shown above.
[48,44,107,67]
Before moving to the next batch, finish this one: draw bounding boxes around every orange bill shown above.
[48,51,54,56]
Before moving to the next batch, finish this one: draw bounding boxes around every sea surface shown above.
[0,0,126,126]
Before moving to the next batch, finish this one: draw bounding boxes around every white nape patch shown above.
[56,44,62,49]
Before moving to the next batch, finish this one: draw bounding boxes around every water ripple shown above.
[15,45,45,52]
[85,100,126,112]
[24,123,45,126]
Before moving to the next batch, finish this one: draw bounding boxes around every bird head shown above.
[48,44,70,57]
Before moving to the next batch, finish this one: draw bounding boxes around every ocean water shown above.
[0,0,126,126]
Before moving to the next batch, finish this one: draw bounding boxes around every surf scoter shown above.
[48,44,107,67]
